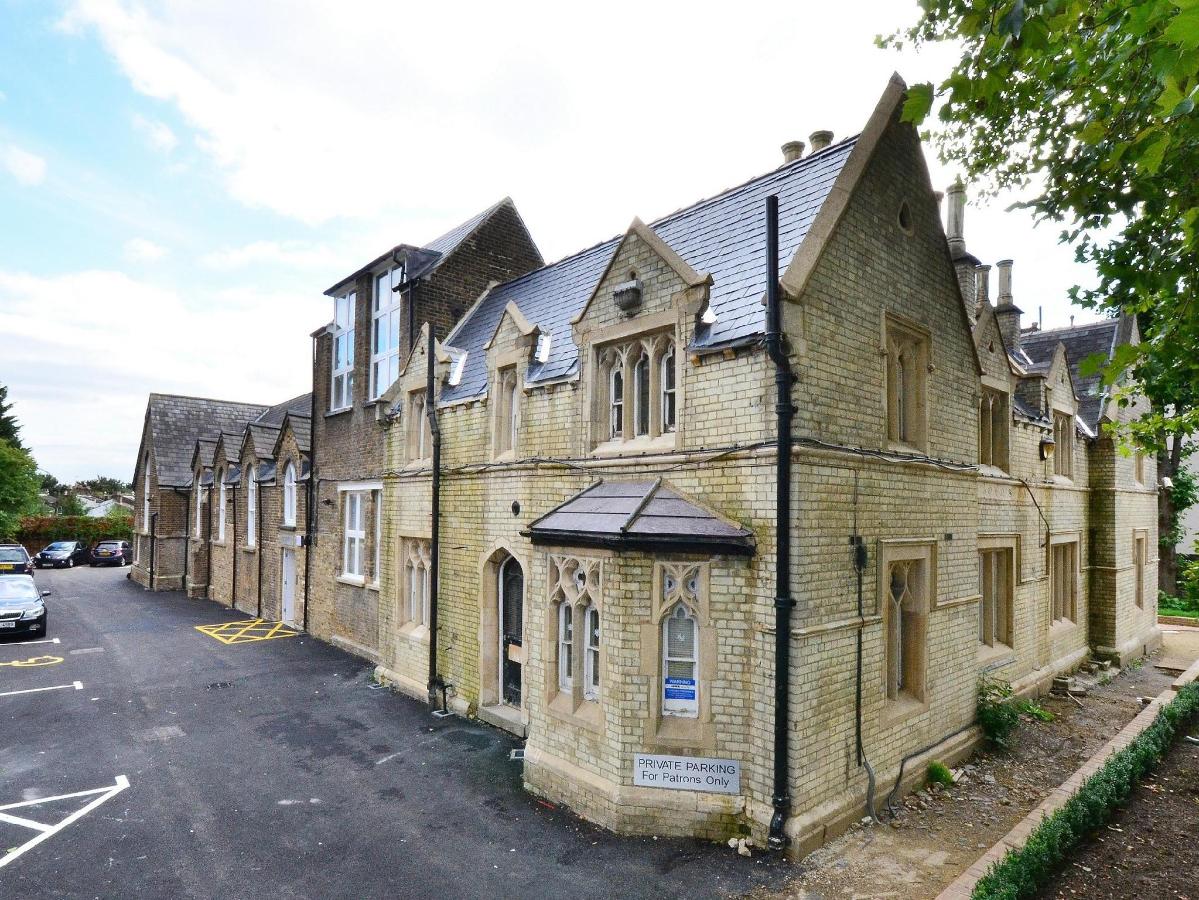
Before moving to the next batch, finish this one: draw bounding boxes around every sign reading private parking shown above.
[632,754,740,794]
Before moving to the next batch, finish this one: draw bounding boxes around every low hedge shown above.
[973,680,1199,900]
[13,514,134,554]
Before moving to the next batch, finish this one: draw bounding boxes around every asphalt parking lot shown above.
[0,567,784,899]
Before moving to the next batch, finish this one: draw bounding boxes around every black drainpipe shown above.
[231,482,238,612]
[852,471,878,820]
[426,324,444,707]
[149,512,158,591]
[205,484,213,595]
[256,466,263,618]
[182,487,190,590]
[764,194,796,851]
[303,335,317,632]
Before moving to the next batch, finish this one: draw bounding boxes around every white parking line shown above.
[0,681,82,698]
[0,638,59,646]
[0,776,130,869]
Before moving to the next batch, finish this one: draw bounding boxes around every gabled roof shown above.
[273,412,312,456]
[524,479,755,556]
[253,393,311,427]
[142,394,269,488]
[1020,318,1126,430]
[442,134,857,404]
[323,198,535,297]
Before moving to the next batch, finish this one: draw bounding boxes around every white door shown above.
[281,548,296,625]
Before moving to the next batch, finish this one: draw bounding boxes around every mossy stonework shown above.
[131,77,1160,857]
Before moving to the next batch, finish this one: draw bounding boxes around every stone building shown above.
[132,74,1160,857]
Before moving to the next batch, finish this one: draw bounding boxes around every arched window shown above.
[583,603,600,701]
[662,604,698,718]
[633,351,650,437]
[217,470,226,542]
[507,374,519,452]
[660,345,676,433]
[282,461,297,527]
[495,368,518,455]
[557,603,573,691]
[245,463,257,547]
[609,367,624,439]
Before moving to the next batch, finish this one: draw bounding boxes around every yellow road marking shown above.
[194,619,299,645]
[0,655,63,668]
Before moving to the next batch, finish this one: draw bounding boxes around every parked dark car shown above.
[0,575,49,638]
[0,545,35,576]
[90,540,132,567]
[35,540,89,569]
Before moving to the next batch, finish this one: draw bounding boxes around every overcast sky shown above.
[0,0,1101,483]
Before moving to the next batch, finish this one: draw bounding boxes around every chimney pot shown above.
[781,140,805,164]
[975,264,991,308]
[809,130,834,154]
[946,180,966,258]
[997,259,1014,305]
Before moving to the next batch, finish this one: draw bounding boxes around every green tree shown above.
[885,0,1199,590]
[57,493,87,517]
[0,385,23,451]
[76,476,131,497]
[0,440,42,539]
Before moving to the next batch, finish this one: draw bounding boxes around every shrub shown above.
[972,681,1199,899]
[927,760,955,788]
[14,514,133,553]
[978,676,1021,748]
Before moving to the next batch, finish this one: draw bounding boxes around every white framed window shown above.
[371,269,402,399]
[661,346,676,433]
[342,492,365,578]
[372,490,381,584]
[609,366,624,439]
[331,291,355,411]
[557,602,573,691]
[662,604,699,717]
[583,603,600,701]
[282,462,297,527]
[217,470,226,542]
[245,465,257,548]
[194,478,202,537]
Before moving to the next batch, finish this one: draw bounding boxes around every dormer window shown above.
[595,332,677,449]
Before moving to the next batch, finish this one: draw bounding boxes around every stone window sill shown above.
[881,694,927,729]
[547,692,602,734]
[366,580,380,593]
[398,623,429,643]
[592,434,677,458]
[241,545,257,554]
[336,573,366,587]
[978,464,1011,479]
[978,642,1015,670]
[325,406,352,419]
[1050,618,1080,639]
[887,440,928,456]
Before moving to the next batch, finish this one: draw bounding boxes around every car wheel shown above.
[67,558,74,568]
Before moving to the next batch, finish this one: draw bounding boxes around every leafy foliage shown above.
[978,676,1022,748]
[76,476,131,496]
[972,681,1199,899]
[14,514,132,552]
[0,385,23,451]
[883,1,1199,443]
[0,440,43,539]
[927,760,956,788]
[57,493,87,517]
[1164,462,1199,551]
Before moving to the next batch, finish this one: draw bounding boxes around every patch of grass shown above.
[1159,604,1199,619]
[972,681,1199,900]
[1015,699,1054,723]
[927,760,955,788]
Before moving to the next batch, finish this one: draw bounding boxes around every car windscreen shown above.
[97,542,122,550]
[0,579,37,601]
[0,548,26,562]
[47,542,73,550]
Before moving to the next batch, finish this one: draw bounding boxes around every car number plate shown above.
[97,551,110,556]
[0,622,14,629]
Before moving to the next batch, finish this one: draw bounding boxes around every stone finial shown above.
[946,180,967,258]
[782,141,805,164]
[809,130,834,153]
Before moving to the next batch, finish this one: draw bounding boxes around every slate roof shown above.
[525,480,755,555]
[246,423,282,458]
[442,138,857,403]
[1020,319,1122,430]
[324,198,527,297]
[254,393,312,427]
[144,394,269,488]
[282,414,312,454]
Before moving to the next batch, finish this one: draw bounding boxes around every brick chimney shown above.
[781,141,805,164]
[993,259,1024,352]
[809,130,833,153]
[945,179,980,325]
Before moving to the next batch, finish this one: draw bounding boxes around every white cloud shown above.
[123,237,168,261]
[0,267,325,481]
[202,239,339,271]
[131,113,178,152]
[2,144,47,186]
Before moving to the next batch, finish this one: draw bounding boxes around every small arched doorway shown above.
[499,555,524,706]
